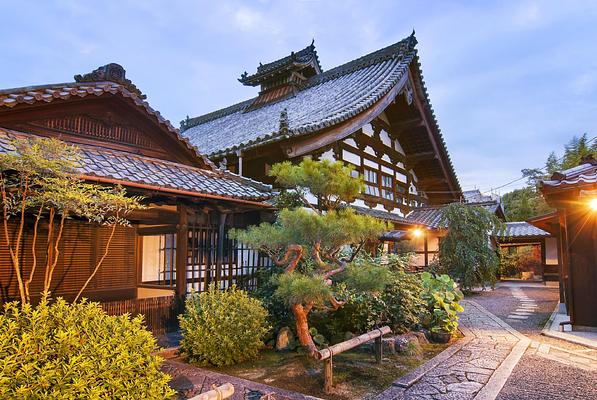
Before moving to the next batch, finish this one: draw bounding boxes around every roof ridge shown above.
[181,98,255,131]
[182,33,418,132]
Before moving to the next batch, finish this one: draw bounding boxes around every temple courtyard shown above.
[160,281,597,400]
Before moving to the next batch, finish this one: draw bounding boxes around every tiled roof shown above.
[182,34,419,157]
[239,41,322,86]
[0,78,216,171]
[0,129,271,202]
[406,201,504,229]
[541,158,597,190]
[352,205,412,224]
[498,222,551,239]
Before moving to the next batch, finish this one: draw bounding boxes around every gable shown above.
[0,67,213,170]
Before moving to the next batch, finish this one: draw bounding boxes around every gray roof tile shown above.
[0,129,271,201]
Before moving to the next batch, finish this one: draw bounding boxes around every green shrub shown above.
[0,299,175,399]
[420,272,464,334]
[179,284,270,367]
[311,254,426,341]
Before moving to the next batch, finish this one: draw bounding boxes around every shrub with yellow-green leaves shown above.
[0,299,175,399]
[179,284,270,367]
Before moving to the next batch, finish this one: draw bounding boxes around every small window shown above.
[364,168,378,184]
[350,169,360,179]
[381,175,394,201]
[141,234,177,287]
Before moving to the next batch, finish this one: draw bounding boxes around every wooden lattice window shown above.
[140,234,177,287]
[364,168,379,196]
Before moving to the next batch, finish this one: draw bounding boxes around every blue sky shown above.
[1,1,596,194]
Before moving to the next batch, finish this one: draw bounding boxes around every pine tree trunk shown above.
[291,303,318,358]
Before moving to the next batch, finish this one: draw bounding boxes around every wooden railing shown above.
[101,296,176,335]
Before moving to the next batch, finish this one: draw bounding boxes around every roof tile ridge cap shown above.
[410,54,461,193]
[301,40,415,90]
[182,98,255,130]
[221,170,272,192]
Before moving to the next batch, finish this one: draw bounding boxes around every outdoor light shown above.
[411,228,424,238]
[590,198,597,211]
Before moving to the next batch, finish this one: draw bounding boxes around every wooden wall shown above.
[0,219,136,303]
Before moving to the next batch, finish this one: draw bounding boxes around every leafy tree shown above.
[502,187,551,221]
[231,158,387,357]
[503,133,595,220]
[438,203,503,291]
[0,137,143,304]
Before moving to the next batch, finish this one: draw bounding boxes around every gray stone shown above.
[275,327,294,351]
[446,381,483,393]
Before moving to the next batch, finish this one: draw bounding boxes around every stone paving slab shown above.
[374,300,528,400]
[163,359,322,400]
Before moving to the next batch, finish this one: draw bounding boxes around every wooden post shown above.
[176,205,188,298]
[215,213,227,286]
[324,356,333,394]
[375,335,382,364]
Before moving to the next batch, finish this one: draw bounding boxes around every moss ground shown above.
[208,341,451,399]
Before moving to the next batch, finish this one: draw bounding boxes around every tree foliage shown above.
[503,133,596,220]
[0,298,175,399]
[230,158,387,357]
[438,203,503,291]
[0,137,143,303]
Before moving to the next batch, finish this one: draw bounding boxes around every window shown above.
[141,234,176,287]
[363,168,379,196]
[350,168,360,179]
[381,174,394,201]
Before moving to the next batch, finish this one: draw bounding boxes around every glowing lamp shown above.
[411,228,423,238]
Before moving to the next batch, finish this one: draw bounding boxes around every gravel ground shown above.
[468,283,597,400]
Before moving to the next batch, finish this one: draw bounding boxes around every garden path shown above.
[375,300,529,400]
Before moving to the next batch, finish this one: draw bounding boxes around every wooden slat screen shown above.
[101,296,175,335]
[0,219,136,302]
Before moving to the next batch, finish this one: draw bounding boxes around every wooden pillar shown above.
[558,210,573,319]
[176,205,188,298]
[324,357,333,394]
[423,232,429,268]
[375,336,382,364]
[236,150,243,176]
[215,213,228,286]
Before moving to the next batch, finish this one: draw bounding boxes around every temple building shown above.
[181,33,461,224]
[533,156,597,328]
[0,64,272,333]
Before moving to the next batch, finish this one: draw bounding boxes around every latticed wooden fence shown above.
[101,295,177,335]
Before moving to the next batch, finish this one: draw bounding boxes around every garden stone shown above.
[382,337,397,354]
[275,327,294,351]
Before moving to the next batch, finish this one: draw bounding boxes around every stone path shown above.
[506,288,538,321]
[164,359,319,400]
[375,300,529,400]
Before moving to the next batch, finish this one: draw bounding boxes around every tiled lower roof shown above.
[0,129,271,202]
[406,201,503,229]
[541,158,597,190]
[499,222,551,239]
[351,205,412,224]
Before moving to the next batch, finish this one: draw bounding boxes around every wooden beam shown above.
[404,151,437,167]
[391,117,424,133]
[284,73,409,158]
[175,205,188,298]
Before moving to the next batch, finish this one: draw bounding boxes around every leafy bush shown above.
[0,299,175,399]
[179,284,270,367]
[438,203,503,291]
[420,272,464,334]
[311,254,426,341]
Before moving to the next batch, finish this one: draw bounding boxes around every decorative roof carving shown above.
[74,63,146,99]
[238,40,322,87]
